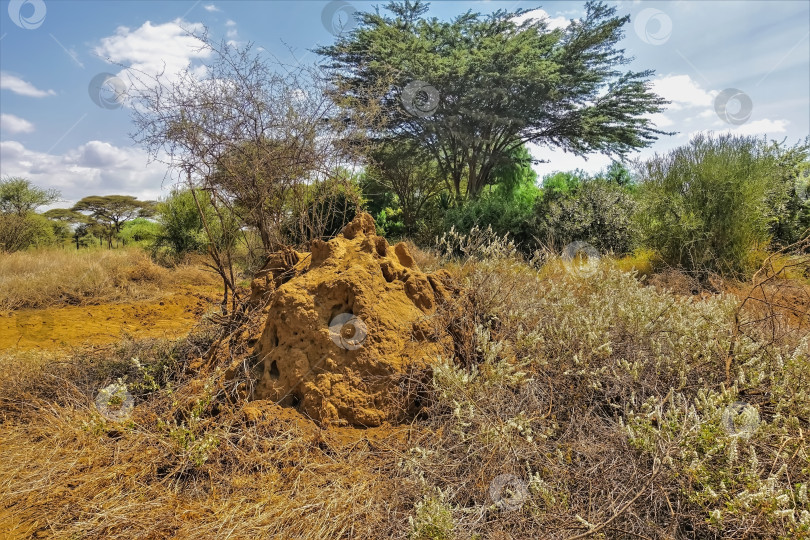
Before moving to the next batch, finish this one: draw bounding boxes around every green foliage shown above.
[72,195,155,248]
[0,211,57,252]
[284,175,362,244]
[408,491,455,540]
[763,137,810,247]
[366,141,445,234]
[119,218,161,246]
[318,0,668,199]
[152,189,237,258]
[534,166,637,254]
[635,134,794,279]
[0,177,60,216]
[443,145,540,248]
[374,207,406,238]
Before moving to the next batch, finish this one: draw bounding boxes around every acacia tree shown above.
[318,0,669,200]
[71,195,155,248]
[0,177,60,216]
[129,36,374,312]
[366,141,444,234]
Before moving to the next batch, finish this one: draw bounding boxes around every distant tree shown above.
[119,217,162,246]
[318,0,669,199]
[0,177,60,216]
[152,188,239,259]
[44,208,89,249]
[0,178,61,252]
[71,195,154,248]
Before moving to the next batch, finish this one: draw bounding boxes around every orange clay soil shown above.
[0,284,221,351]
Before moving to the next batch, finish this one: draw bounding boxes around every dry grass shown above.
[0,248,219,310]
[1,238,809,538]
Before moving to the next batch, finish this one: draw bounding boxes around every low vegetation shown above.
[0,248,216,310]
[1,234,809,538]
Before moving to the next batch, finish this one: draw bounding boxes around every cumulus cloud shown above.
[0,139,171,205]
[0,72,56,98]
[94,19,211,86]
[226,19,238,39]
[204,4,220,12]
[512,9,571,30]
[0,113,35,134]
[690,118,790,139]
[651,74,717,110]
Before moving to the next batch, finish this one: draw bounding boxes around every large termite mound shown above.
[251,213,453,427]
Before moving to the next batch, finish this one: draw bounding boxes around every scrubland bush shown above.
[397,230,810,538]
[534,173,637,254]
[1,230,808,539]
[636,134,809,279]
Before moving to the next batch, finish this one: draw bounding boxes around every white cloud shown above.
[651,74,717,110]
[94,19,211,86]
[204,4,220,12]
[0,113,35,134]
[691,118,790,139]
[647,112,675,128]
[512,9,571,31]
[528,143,615,179]
[0,72,56,98]
[226,20,238,39]
[0,139,171,205]
[728,118,789,136]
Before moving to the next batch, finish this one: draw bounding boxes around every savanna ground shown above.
[1,236,809,540]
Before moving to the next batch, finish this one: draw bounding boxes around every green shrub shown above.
[0,212,56,252]
[119,218,162,247]
[152,189,238,259]
[635,134,803,278]
[533,169,637,254]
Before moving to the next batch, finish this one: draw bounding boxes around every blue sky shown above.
[0,0,808,205]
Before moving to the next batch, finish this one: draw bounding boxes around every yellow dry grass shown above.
[0,248,218,310]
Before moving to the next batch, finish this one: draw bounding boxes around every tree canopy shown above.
[0,177,60,216]
[317,0,669,199]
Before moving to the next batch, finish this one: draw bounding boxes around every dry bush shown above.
[0,248,219,310]
[393,230,810,539]
[1,234,809,539]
